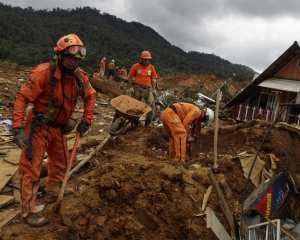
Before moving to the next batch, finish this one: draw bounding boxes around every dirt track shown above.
[1,63,300,239]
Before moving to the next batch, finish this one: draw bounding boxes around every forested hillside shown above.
[0,3,255,81]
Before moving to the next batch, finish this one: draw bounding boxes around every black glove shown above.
[76,120,90,137]
[11,127,28,149]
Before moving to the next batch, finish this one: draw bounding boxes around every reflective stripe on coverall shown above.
[12,61,96,217]
[161,102,203,162]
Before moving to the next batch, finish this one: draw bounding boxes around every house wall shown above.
[260,87,290,118]
[276,54,300,79]
[230,88,299,123]
[230,52,300,124]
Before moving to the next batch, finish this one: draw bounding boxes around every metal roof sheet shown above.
[258,78,300,92]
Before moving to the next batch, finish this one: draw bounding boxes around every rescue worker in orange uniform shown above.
[108,60,115,80]
[161,102,214,162]
[128,51,158,126]
[93,70,99,78]
[100,57,106,77]
[116,66,121,75]
[121,67,127,77]
[11,34,96,227]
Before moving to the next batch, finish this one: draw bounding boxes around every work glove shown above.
[77,120,90,137]
[129,87,134,96]
[11,127,28,149]
[152,90,157,99]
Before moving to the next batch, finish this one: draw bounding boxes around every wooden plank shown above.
[0,195,14,208]
[11,172,20,203]
[67,135,107,149]
[206,207,232,240]
[202,185,212,211]
[0,146,19,150]
[0,150,8,156]
[0,159,18,192]
[0,187,12,195]
[0,208,22,229]
[219,175,232,199]
[3,149,21,165]
[207,168,237,238]
[0,136,11,141]
[69,136,110,178]
[0,132,13,136]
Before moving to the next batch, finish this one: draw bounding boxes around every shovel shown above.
[53,132,80,213]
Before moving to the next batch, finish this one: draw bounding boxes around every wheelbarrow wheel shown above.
[110,117,124,133]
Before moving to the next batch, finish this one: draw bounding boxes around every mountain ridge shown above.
[0,4,255,81]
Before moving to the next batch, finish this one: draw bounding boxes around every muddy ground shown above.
[0,62,300,239]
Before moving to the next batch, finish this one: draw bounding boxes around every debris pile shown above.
[0,63,300,239]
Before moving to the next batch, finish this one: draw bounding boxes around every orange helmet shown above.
[54,34,86,58]
[140,51,152,59]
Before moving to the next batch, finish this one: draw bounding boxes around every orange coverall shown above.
[161,102,203,162]
[100,59,105,70]
[108,62,115,70]
[12,61,96,217]
[121,69,127,77]
[100,59,105,76]
[93,72,99,78]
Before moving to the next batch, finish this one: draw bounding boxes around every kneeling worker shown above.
[161,102,214,162]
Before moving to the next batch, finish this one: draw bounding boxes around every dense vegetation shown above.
[0,3,255,81]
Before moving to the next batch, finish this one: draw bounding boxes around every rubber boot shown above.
[25,212,48,227]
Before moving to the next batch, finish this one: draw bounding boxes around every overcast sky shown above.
[1,0,300,73]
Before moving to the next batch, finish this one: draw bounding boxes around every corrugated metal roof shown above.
[225,41,300,107]
[258,78,300,92]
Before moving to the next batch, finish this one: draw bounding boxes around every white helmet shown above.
[103,57,106,60]
[205,108,214,125]
[112,60,115,62]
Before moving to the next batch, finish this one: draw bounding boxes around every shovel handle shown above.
[53,132,80,213]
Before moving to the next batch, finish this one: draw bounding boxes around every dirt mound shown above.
[1,118,300,239]
[159,73,250,96]
[1,63,300,239]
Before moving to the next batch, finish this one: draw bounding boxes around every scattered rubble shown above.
[0,63,300,239]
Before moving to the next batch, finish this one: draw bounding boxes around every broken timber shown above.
[0,209,21,229]
[207,168,237,238]
[0,159,18,193]
[202,185,212,211]
[206,207,232,240]
[69,136,110,178]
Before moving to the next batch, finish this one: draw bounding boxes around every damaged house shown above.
[225,41,300,124]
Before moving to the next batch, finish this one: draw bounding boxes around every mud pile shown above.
[1,116,300,239]
[159,73,250,97]
[1,63,300,239]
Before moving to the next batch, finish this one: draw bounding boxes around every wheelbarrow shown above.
[108,95,152,135]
